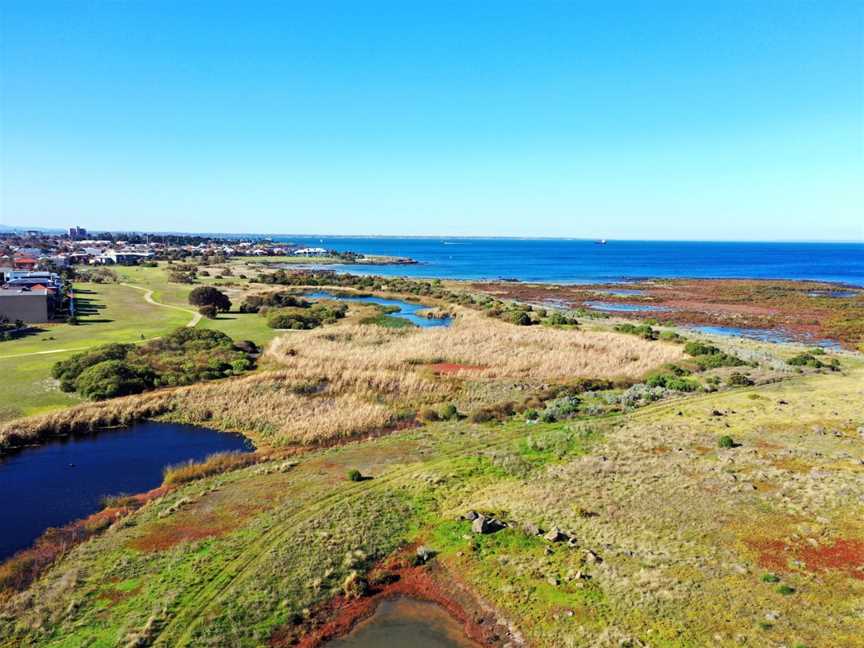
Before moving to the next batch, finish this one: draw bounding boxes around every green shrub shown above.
[761,573,780,583]
[347,469,363,482]
[684,341,719,356]
[718,435,735,448]
[646,373,698,391]
[267,308,322,330]
[777,585,795,595]
[75,360,155,400]
[695,352,745,369]
[615,323,659,340]
[440,403,459,420]
[727,372,754,386]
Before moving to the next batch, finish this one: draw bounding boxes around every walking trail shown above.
[0,284,200,360]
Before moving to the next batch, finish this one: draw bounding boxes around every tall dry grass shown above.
[268,309,683,382]
[0,307,681,451]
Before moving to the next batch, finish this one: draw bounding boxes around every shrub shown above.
[727,372,754,386]
[418,407,440,422]
[646,373,698,391]
[75,360,155,400]
[718,435,735,448]
[777,585,796,595]
[546,312,578,326]
[615,323,658,340]
[188,286,231,312]
[439,403,459,420]
[347,469,363,482]
[761,573,781,583]
[52,343,134,391]
[695,352,746,370]
[787,353,824,368]
[659,330,684,342]
[684,341,719,356]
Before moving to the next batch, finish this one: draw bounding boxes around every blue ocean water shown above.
[304,291,452,327]
[276,237,864,286]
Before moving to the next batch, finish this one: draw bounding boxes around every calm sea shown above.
[274,238,864,286]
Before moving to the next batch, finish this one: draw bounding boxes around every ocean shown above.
[274,237,864,286]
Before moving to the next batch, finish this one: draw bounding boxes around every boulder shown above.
[544,526,567,542]
[465,510,480,521]
[522,522,542,536]
[472,515,505,534]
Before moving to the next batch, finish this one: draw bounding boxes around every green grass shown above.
[0,265,282,421]
[0,282,191,421]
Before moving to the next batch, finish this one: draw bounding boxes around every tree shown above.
[199,304,218,319]
[188,286,231,312]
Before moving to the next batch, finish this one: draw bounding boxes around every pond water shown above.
[583,300,670,312]
[807,290,860,298]
[324,597,477,648]
[305,291,452,327]
[690,325,843,350]
[0,421,252,561]
[594,289,646,297]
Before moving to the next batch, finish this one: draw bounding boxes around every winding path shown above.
[120,283,202,327]
[0,284,200,360]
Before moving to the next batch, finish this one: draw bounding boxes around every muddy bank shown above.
[270,548,522,648]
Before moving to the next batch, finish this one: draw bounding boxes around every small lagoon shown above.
[583,300,670,313]
[0,421,252,561]
[306,291,452,328]
[690,325,843,350]
[324,597,477,648]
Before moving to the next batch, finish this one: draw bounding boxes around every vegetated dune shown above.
[0,308,681,450]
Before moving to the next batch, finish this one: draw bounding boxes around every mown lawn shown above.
[0,266,283,422]
[0,282,190,422]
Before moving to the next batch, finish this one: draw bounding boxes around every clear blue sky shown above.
[1,1,862,240]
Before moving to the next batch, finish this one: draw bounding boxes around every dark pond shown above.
[305,291,452,328]
[324,597,477,648]
[690,325,843,350]
[0,421,252,561]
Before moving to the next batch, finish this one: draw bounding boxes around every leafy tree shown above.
[188,286,231,312]
[199,304,218,319]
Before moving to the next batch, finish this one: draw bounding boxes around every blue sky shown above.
[1,1,862,240]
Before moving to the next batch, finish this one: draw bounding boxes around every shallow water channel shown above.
[324,597,477,648]
[305,291,452,327]
[0,421,251,560]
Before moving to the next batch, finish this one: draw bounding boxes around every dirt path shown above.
[120,283,202,327]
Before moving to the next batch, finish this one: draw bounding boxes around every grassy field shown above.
[2,363,861,647]
[1,269,861,647]
[0,264,281,422]
[0,282,191,421]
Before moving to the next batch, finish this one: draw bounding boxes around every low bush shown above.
[695,352,746,370]
[469,401,516,423]
[718,435,736,448]
[787,352,837,369]
[646,372,699,391]
[75,360,155,400]
[684,341,719,356]
[615,323,659,340]
[347,469,363,482]
[439,403,460,420]
[418,407,440,422]
[726,372,754,386]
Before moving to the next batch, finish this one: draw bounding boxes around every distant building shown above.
[68,226,88,240]
[12,256,38,270]
[0,287,50,323]
[294,247,328,257]
[96,250,154,265]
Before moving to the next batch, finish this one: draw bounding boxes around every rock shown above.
[544,526,567,542]
[472,515,505,534]
[584,550,602,564]
[415,545,435,564]
[522,522,542,536]
[567,536,580,548]
[547,576,560,587]
[465,510,480,521]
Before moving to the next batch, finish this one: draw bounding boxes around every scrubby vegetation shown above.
[266,302,347,329]
[163,451,258,485]
[51,329,255,400]
[188,286,232,313]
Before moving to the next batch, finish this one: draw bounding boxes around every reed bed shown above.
[0,307,681,450]
[268,309,683,381]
